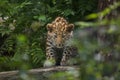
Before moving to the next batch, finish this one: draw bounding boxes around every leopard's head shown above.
[47,17,74,48]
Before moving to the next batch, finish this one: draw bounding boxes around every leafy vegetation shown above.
[0,0,98,71]
[0,0,120,80]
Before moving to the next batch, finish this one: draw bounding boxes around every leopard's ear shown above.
[46,23,53,32]
[66,24,74,32]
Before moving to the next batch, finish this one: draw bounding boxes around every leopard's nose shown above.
[57,44,63,48]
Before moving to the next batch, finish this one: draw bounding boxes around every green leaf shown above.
[86,13,98,19]
[38,15,46,21]
[62,9,75,16]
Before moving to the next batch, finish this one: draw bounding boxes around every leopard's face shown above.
[47,17,74,48]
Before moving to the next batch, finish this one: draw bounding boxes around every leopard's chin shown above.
[56,46,63,48]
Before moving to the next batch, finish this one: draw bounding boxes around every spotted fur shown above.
[45,17,76,67]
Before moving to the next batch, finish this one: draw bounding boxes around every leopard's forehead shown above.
[51,17,68,32]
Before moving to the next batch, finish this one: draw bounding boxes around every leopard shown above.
[44,17,77,67]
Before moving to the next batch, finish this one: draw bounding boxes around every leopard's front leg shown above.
[60,47,71,66]
[44,42,56,67]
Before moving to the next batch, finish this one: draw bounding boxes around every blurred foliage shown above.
[1,0,120,80]
[74,1,120,80]
[86,2,120,20]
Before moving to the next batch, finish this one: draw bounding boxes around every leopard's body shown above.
[45,17,77,67]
